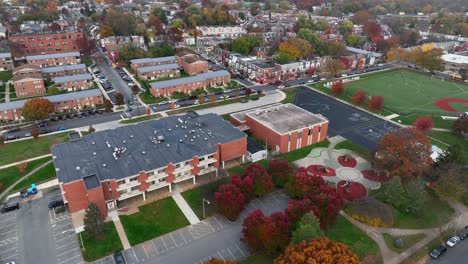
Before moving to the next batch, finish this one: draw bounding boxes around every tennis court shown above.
[345,69,468,115]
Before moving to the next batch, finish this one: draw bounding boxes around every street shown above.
[95,53,134,102]
[427,240,468,264]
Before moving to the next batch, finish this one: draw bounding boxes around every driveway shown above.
[94,191,290,264]
[96,56,134,102]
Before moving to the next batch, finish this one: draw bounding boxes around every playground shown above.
[345,69,468,116]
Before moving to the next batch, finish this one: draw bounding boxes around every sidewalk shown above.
[0,154,52,170]
[5,80,10,102]
[172,193,201,225]
[109,211,131,250]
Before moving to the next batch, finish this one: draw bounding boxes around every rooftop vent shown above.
[142,151,146,155]
[55,168,60,172]
[75,166,80,171]
[204,138,208,141]
[123,140,126,144]
[168,128,172,132]
[176,124,179,128]
[179,139,183,143]
[157,135,165,142]
[91,141,95,145]
[166,144,170,147]
[93,152,96,156]
[103,163,107,167]
[153,130,158,134]
[130,135,134,138]
[184,135,188,138]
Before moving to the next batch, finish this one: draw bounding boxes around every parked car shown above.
[56,127,68,131]
[429,245,447,259]
[24,132,32,137]
[157,101,168,105]
[1,202,20,213]
[37,121,48,128]
[174,104,181,109]
[40,128,52,134]
[48,200,64,209]
[241,99,248,103]
[457,230,468,240]
[125,107,133,113]
[114,251,126,264]
[307,79,315,83]
[446,236,461,247]
[6,135,19,141]
[127,82,136,87]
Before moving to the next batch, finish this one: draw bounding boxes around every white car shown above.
[307,79,315,83]
[174,104,181,109]
[446,236,460,247]
[157,101,168,105]
[127,82,136,87]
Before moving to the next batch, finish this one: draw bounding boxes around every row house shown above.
[8,29,87,58]
[26,51,81,68]
[41,64,87,80]
[275,59,323,81]
[340,54,366,71]
[196,26,247,39]
[346,47,382,66]
[176,52,208,76]
[0,89,103,121]
[136,63,180,81]
[130,56,177,71]
[53,73,93,92]
[150,70,230,98]
[228,53,279,84]
[12,64,45,98]
[0,52,13,71]
[51,113,247,220]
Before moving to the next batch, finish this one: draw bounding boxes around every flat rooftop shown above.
[233,103,327,134]
[51,113,246,184]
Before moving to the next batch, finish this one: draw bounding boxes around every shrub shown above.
[330,82,345,96]
[242,163,273,197]
[31,128,40,139]
[17,162,28,173]
[413,116,434,133]
[345,197,394,227]
[452,116,468,135]
[351,90,367,105]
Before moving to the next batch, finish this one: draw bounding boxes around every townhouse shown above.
[26,51,81,67]
[150,70,231,98]
[41,64,87,80]
[0,52,13,71]
[228,53,280,84]
[130,56,177,71]
[11,64,46,98]
[53,73,93,92]
[0,89,103,121]
[51,113,247,218]
[196,26,247,38]
[136,63,180,81]
[176,52,208,76]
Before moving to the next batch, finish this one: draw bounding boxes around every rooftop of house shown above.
[51,113,246,184]
[137,63,180,74]
[232,103,327,135]
[150,70,230,90]
[53,73,92,83]
[13,64,41,74]
[12,72,43,82]
[130,56,177,64]
[26,52,81,61]
[41,64,86,74]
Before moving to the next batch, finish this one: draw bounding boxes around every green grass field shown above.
[346,70,468,116]
[81,222,123,262]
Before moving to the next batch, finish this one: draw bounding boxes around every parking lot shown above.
[50,207,82,264]
[0,210,19,263]
[93,191,289,264]
[293,87,400,152]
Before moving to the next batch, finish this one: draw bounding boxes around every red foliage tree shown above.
[330,82,345,97]
[305,186,345,229]
[284,198,319,229]
[413,116,434,133]
[204,259,236,264]
[363,22,382,43]
[269,212,292,251]
[231,174,254,199]
[375,128,432,182]
[368,96,384,111]
[452,116,468,135]
[286,168,326,199]
[115,93,124,105]
[215,183,246,221]
[267,159,294,187]
[351,90,367,105]
[242,163,273,197]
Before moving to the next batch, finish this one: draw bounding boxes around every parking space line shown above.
[55,234,74,243]
[132,247,139,262]
[0,229,17,237]
[141,243,149,258]
[179,230,187,244]
[57,247,79,257]
[151,239,159,255]
[58,254,81,264]
[0,215,16,224]
[227,248,236,260]
[169,233,177,247]
[161,237,168,251]
[235,243,246,257]
[56,239,77,250]
[217,251,225,260]
[1,253,18,261]
[212,215,223,228]
[0,246,17,256]
[53,221,73,230]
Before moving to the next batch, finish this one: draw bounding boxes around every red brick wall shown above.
[62,180,89,214]
[42,68,87,80]
[138,171,149,192]
[182,61,209,76]
[102,180,120,200]
[13,79,46,97]
[150,74,230,97]
[28,56,80,67]
[138,68,180,81]
[190,156,200,175]
[230,117,245,127]
[217,137,247,162]
[166,163,175,183]
[58,79,92,91]
[87,186,108,217]
[245,115,284,152]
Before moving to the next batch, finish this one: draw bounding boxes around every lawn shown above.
[139,91,167,104]
[167,96,251,115]
[392,114,454,130]
[0,132,70,166]
[382,233,426,254]
[334,140,372,160]
[0,71,12,82]
[345,69,468,116]
[326,215,382,263]
[207,86,225,94]
[10,161,56,193]
[281,87,299,104]
[429,130,468,163]
[275,139,330,164]
[181,177,230,219]
[120,197,190,246]
[80,222,123,262]
[0,157,51,194]
[119,113,162,124]
[238,254,275,264]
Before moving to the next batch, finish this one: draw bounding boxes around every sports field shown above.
[345,69,468,116]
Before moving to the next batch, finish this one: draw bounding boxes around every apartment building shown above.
[196,26,247,38]
[130,56,177,71]
[136,63,180,81]
[230,104,329,154]
[0,89,103,121]
[150,70,230,98]
[11,64,46,98]
[26,51,81,67]
[0,52,13,71]
[51,113,247,218]
[41,64,87,80]
[53,73,93,92]
[176,52,208,76]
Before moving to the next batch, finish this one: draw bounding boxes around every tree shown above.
[368,96,384,111]
[0,135,4,145]
[22,98,54,121]
[324,59,346,76]
[100,25,115,38]
[363,22,383,43]
[215,183,246,221]
[242,163,273,197]
[432,163,467,201]
[47,86,60,95]
[17,162,27,173]
[338,20,354,35]
[275,238,360,264]
[148,44,175,58]
[31,128,39,139]
[375,128,432,181]
[204,259,236,264]
[250,2,261,16]
[351,90,367,105]
[376,177,428,215]
[46,1,58,13]
[351,10,372,25]
[132,85,139,94]
[279,38,312,60]
[115,93,124,105]
[330,82,345,96]
[452,116,468,135]
[306,186,345,229]
[286,168,326,199]
[267,159,293,187]
[230,36,261,56]
[436,145,465,166]
[83,203,105,240]
[291,212,323,244]
[88,125,96,134]
[275,52,295,64]
[404,177,428,215]
[413,116,434,133]
[296,28,320,47]
[103,99,113,112]
[118,44,146,63]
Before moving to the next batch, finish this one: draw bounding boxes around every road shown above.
[427,241,468,264]
[95,53,134,102]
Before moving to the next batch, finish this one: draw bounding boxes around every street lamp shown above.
[202,198,210,219]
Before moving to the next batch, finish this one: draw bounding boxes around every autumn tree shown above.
[250,2,261,16]
[413,116,434,133]
[352,90,367,105]
[363,22,382,43]
[204,259,236,264]
[275,238,360,264]
[215,183,246,221]
[279,38,312,60]
[435,145,465,167]
[330,82,345,97]
[286,168,326,199]
[368,96,384,111]
[375,128,432,181]
[351,9,372,25]
[46,1,58,13]
[103,99,113,112]
[115,93,124,105]
[291,212,323,244]
[306,186,345,229]
[324,59,346,76]
[100,25,115,37]
[22,98,54,121]
[31,128,39,139]
[432,163,467,201]
[241,163,273,197]
[84,203,105,240]
[17,162,28,173]
[131,85,139,94]
[267,159,293,187]
[452,116,468,135]
[284,199,317,229]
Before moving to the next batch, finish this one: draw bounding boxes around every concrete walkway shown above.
[5,80,10,102]
[172,193,201,225]
[384,113,399,120]
[109,211,132,249]
[0,154,52,170]
[0,159,53,201]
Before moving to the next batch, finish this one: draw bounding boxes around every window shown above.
[175,163,181,168]
[308,129,312,135]
[129,177,138,182]
[130,186,139,192]
[184,161,190,166]
[159,178,166,183]
[208,155,214,159]
[117,180,125,185]
[288,134,291,142]
[298,131,302,138]
[199,157,205,161]
[147,171,154,176]
[119,189,127,194]
[319,126,321,133]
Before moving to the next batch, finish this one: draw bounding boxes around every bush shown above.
[413,116,434,133]
[31,128,40,139]
[452,116,468,135]
[345,197,394,227]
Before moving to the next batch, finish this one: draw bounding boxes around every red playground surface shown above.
[362,170,391,183]
[337,155,357,168]
[306,165,336,176]
[337,180,368,201]
[434,98,468,112]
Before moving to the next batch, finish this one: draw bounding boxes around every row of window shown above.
[289,126,322,141]
[14,34,81,42]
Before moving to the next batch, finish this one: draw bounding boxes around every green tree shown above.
[296,28,321,47]
[151,7,167,24]
[105,11,137,36]
[149,44,175,57]
[47,86,60,95]
[118,44,146,63]
[432,163,467,201]
[83,203,105,240]
[275,52,295,64]
[338,20,354,35]
[404,178,428,215]
[230,35,261,55]
[171,18,185,29]
[291,212,323,244]
[100,25,115,38]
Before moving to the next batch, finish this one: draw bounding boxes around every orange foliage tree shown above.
[204,258,236,264]
[275,238,360,264]
[279,38,312,60]
[22,98,54,120]
[368,96,384,111]
[352,90,367,105]
[330,82,345,96]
